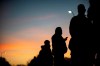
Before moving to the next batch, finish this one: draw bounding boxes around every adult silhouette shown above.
[28,56,37,66]
[0,57,11,66]
[28,40,53,66]
[69,4,88,66]
[37,40,53,66]
[87,0,100,66]
[52,27,67,66]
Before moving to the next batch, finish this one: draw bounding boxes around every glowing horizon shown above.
[0,34,71,65]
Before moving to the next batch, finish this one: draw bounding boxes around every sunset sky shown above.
[0,0,89,65]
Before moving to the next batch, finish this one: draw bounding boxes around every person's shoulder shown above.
[73,15,78,18]
[70,16,78,22]
[52,34,55,39]
[71,16,78,19]
[52,34,58,40]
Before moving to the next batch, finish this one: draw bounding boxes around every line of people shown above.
[69,0,100,66]
[28,27,68,66]
[28,0,99,66]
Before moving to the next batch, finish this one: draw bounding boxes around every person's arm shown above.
[64,37,68,41]
[69,17,77,37]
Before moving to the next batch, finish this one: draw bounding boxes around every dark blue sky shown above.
[1,0,89,33]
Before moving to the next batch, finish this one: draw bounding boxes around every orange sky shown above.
[0,27,71,65]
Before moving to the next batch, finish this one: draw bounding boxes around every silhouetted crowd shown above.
[0,0,99,66]
[28,27,68,66]
[69,0,100,66]
[28,0,99,66]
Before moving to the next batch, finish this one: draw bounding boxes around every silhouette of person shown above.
[28,56,37,66]
[69,4,89,66]
[52,27,67,66]
[0,57,11,66]
[87,0,100,66]
[37,40,53,66]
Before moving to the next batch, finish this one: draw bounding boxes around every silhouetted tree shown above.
[0,57,11,66]
[52,27,68,66]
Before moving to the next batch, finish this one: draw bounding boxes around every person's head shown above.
[44,40,50,44]
[44,40,50,47]
[89,0,98,7]
[89,0,93,5]
[89,0,96,6]
[77,4,86,15]
[55,27,62,35]
[41,45,45,49]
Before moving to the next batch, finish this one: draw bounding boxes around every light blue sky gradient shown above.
[1,0,89,43]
